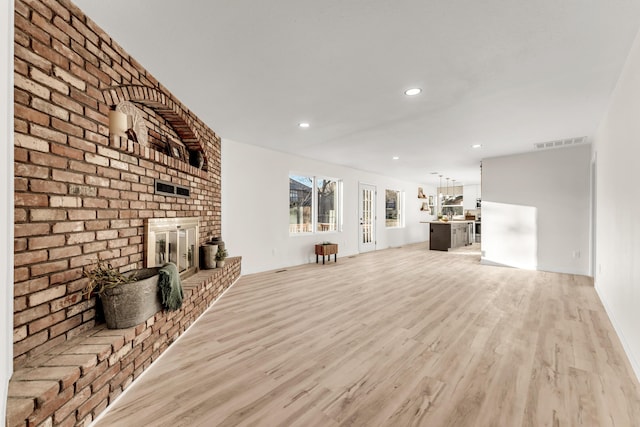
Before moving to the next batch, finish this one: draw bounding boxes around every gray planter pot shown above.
[210,238,225,251]
[202,244,219,269]
[100,267,162,329]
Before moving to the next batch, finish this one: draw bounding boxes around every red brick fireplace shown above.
[9,0,241,425]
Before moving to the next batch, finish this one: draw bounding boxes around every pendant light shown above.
[438,175,443,216]
[445,177,450,218]
[452,180,456,218]
[446,177,450,200]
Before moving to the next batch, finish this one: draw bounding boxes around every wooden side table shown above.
[315,244,338,264]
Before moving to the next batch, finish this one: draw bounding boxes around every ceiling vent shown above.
[155,179,190,198]
[533,136,587,150]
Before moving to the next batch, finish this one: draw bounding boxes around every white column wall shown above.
[481,144,591,275]
[2,0,14,420]
[221,139,435,274]
[593,27,640,381]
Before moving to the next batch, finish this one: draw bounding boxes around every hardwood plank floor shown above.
[92,243,640,426]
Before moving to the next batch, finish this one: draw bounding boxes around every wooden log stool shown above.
[315,243,338,264]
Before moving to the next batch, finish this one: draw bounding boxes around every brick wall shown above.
[13,0,223,367]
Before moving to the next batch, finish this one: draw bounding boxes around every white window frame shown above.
[289,173,343,235]
[385,189,404,228]
[438,185,464,218]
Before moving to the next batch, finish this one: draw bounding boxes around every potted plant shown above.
[84,261,162,329]
[216,247,228,268]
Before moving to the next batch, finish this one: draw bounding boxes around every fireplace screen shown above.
[146,217,199,275]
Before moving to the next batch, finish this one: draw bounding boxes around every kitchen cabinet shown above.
[429,221,472,251]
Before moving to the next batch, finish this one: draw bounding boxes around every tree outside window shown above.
[385,189,403,228]
[316,178,338,232]
[289,175,312,233]
[290,174,342,234]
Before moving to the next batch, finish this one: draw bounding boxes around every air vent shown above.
[176,187,190,197]
[533,136,587,150]
[154,179,190,198]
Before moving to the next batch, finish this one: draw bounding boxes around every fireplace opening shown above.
[146,217,200,278]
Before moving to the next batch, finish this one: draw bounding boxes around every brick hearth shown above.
[7,259,241,426]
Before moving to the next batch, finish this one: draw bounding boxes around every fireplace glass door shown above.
[155,232,168,265]
[147,217,199,277]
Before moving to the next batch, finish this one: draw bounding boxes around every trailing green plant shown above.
[83,261,136,299]
[215,247,228,261]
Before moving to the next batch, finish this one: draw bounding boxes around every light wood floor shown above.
[93,243,640,427]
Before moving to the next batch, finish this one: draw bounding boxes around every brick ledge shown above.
[7,257,241,427]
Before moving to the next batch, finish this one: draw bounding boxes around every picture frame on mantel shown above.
[166,139,185,161]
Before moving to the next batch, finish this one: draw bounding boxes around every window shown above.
[316,178,339,232]
[438,184,463,217]
[385,189,403,228]
[289,174,342,234]
[289,175,313,233]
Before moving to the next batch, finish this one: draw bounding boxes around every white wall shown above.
[463,184,481,212]
[592,27,640,380]
[481,201,538,270]
[481,144,591,275]
[2,0,14,420]
[221,139,434,274]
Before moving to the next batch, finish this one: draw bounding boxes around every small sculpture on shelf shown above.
[125,128,138,142]
[189,150,205,169]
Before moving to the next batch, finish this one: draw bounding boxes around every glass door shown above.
[146,217,200,277]
[178,229,187,272]
[155,232,168,265]
[358,183,376,253]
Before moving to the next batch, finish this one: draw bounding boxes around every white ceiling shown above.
[74,0,640,185]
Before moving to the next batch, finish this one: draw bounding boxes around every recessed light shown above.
[471,144,482,149]
[299,122,310,128]
[392,156,400,160]
[404,88,422,96]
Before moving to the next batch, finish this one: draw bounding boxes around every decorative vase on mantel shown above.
[201,243,219,269]
[210,236,225,251]
[189,150,205,169]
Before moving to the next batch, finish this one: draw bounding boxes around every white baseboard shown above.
[594,282,640,384]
